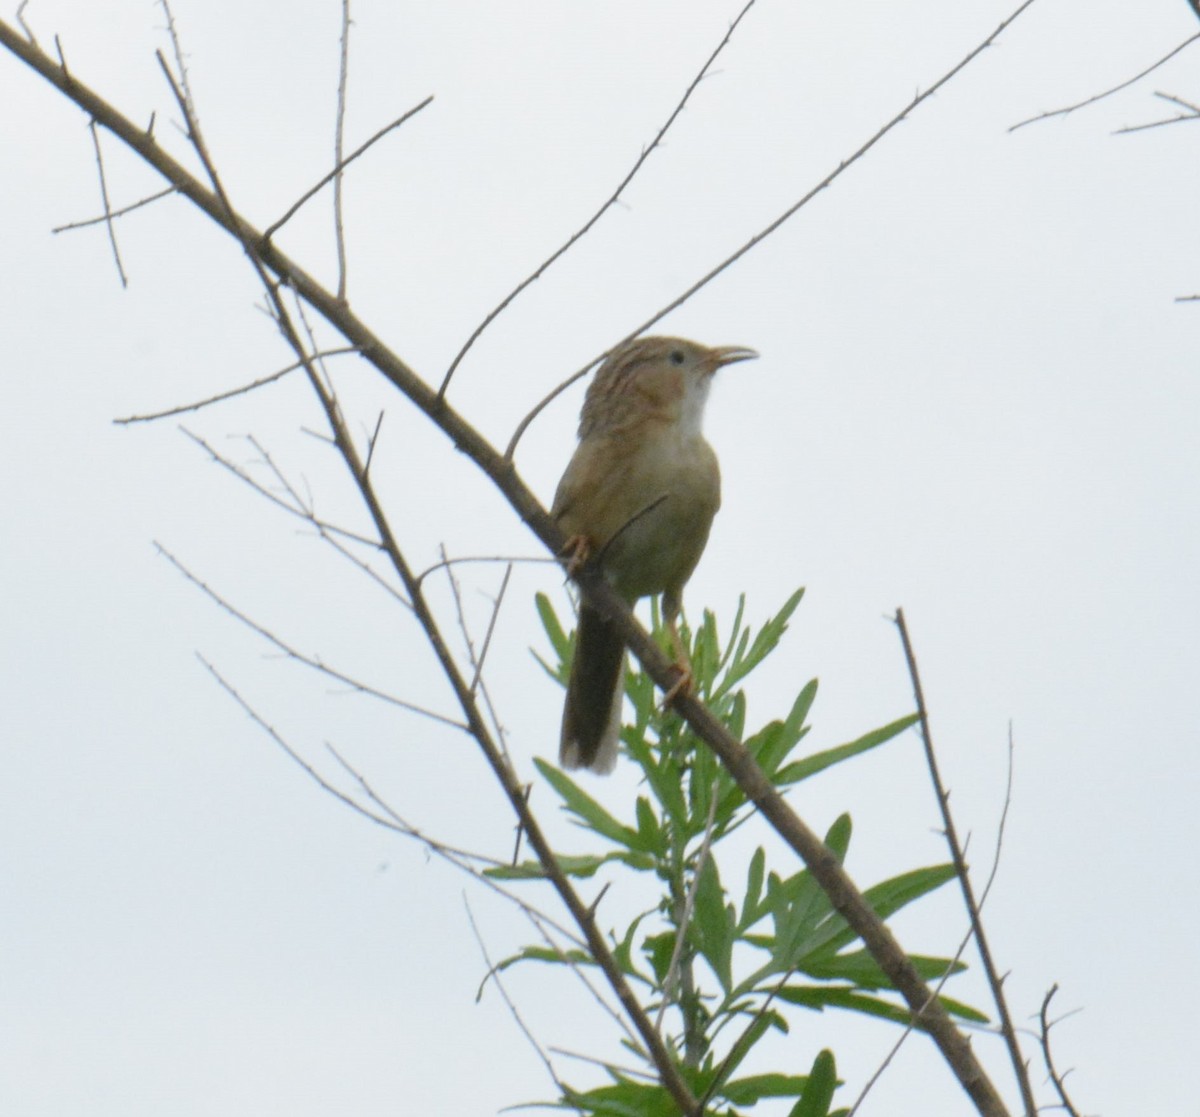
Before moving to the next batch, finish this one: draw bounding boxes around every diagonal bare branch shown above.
[1009,32,1200,132]
[896,609,1035,1116]
[438,0,760,399]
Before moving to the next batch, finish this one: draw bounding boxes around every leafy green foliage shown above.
[509,592,980,1115]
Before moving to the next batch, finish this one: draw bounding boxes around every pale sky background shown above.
[2,0,1198,1114]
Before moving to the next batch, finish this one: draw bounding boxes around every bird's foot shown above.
[661,664,693,708]
[560,534,592,577]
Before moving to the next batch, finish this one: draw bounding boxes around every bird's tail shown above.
[560,602,625,774]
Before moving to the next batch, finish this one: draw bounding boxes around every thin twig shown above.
[53,185,175,234]
[16,0,35,44]
[438,0,760,399]
[895,609,1035,1116]
[505,0,1041,461]
[656,782,720,1034]
[114,348,355,424]
[158,543,461,728]
[333,0,351,301]
[469,563,513,696]
[202,662,587,945]
[87,119,127,286]
[262,96,433,241]
[1010,33,1200,132]
[416,551,555,587]
[464,897,574,1103]
[1038,986,1084,1117]
[362,411,385,476]
[181,428,385,554]
[1114,89,1200,134]
[441,545,513,761]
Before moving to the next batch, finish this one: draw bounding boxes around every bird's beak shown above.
[708,346,759,370]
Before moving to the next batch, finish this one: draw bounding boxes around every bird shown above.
[551,335,757,773]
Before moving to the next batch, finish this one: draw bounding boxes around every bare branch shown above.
[1114,88,1200,133]
[439,0,760,399]
[333,0,351,300]
[53,185,176,234]
[895,609,1035,1116]
[848,726,1021,1116]
[464,898,573,1103]
[440,547,514,765]
[262,95,434,242]
[362,410,384,476]
[159,544,461,728]
[1009,33,1200,131]
[87,119,128,287]
[1038,986,1084,1117]
[114,348,356,424]
[505,0,1041,460]
[16,0,36,45]
[415,551,555,587]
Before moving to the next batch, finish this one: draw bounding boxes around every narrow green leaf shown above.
[534,592,571,663]
[740,847,766,930]
[718,594,747,671]
[692,855,734,992]
[788,1050,838,1117]
[775,714,918,787]
[802,948,966,989]
[535,759,648,852]
[722,1072,810,1104]
[634,796,662,853]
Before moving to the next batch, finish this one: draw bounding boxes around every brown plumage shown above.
[551,336,756,773]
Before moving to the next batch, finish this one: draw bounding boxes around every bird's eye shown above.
[669,349,685,365]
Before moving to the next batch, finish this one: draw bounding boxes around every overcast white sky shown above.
[2,1,1198,1113]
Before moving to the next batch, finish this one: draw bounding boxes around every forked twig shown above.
[1038,985,1084,1117]
[848,729,1019,1115]
[1009,33,1200,132]
[262,96,433,241]
[87,119,127,286]
[1114,89,1200,134]
[464,897,574,1104]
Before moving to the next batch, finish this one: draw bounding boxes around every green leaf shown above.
[775,714,917,787]
[560,1077,679,1117]
[634,796,663,853]
[802,949,966,990]
[485,850,656,880]
[535,759,649,852]
[642,931,676,985]
[777,984,986,1028]
[717,594,748,672]
[717,588,804,696]
[535,592,571,665]
[721,1072,810,1104]
[707,1011,776,1088]
[692,854,734,991]
[740,847,766,930]
[814,862,957,955]
[788,1050,838,1117]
